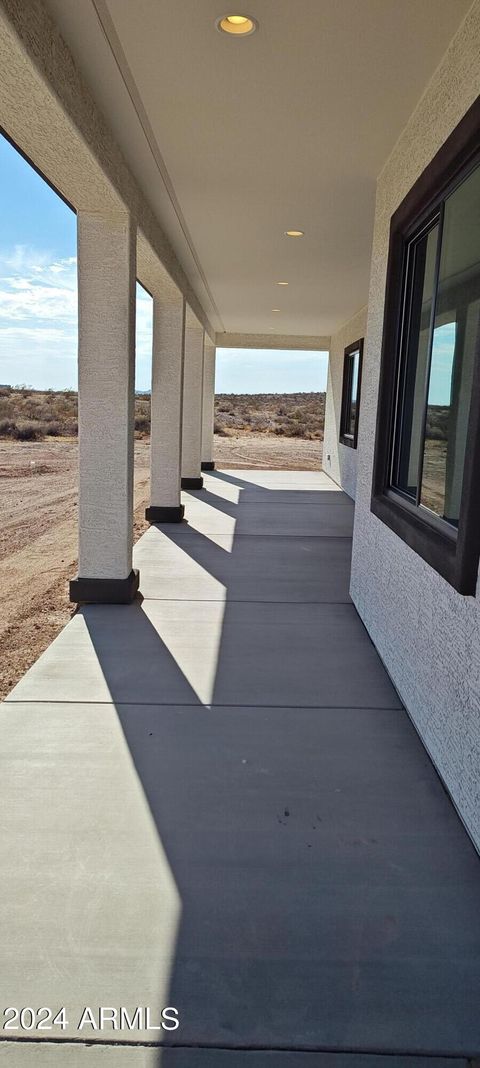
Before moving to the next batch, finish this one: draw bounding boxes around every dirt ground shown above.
[213,431,322,470]
[0,434,321,699]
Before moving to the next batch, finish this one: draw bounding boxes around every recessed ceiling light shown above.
[285,230,304,237]
[276,281,289,285]
[216,14,258,35]
[272,308,281,312]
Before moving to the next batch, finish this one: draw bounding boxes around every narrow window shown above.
[340,339,363,448]
[372,97,480,595]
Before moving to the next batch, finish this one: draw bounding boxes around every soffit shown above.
[44,0,472,337]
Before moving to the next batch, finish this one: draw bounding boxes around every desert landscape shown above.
[0,388,324,698]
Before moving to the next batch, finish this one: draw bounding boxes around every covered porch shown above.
[2,470,480,1062]
[1,0,480,1061]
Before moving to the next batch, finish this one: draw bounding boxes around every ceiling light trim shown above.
[216,14,258,36]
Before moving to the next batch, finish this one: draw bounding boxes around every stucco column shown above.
[181,308,205,489]
[201,337,216,471]
[146,292,186,522]
[70,211,138,604]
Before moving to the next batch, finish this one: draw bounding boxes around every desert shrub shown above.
[282,421,308,437]
[0,417,16,436]
[426,426,446,441]
[46,421,62,436]
[0,387,325,442]
[213,392,325,439]
[249,415,269,431]
[13,420,46,441]
[35,403,59,421]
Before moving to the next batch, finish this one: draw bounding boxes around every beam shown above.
[216,333,331,351]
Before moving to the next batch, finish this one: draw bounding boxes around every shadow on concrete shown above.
[78,469,480,1061]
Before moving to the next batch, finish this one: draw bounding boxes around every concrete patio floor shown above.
[1,469,480,1066]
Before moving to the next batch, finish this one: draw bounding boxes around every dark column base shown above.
[70,568,139,605]
[145,504,185,523]
[181,476,204,490]
[201,461,215,471]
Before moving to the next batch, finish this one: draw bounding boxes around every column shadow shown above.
[80,468,480,1059]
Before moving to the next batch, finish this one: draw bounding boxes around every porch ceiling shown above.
[45,0,471,338]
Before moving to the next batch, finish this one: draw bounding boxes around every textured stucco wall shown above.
[351,0,480,848]
[150,293,185,509]
[323,307,367,501]
[182,309,205,481]
[201,339,216,464]
[217,333,330,351]
[77,211,136,580]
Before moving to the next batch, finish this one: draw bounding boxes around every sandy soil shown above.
[213,432,322,470]
[0,439,150,700]
[0,434,321,700]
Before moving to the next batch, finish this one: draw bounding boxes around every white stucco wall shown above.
[351,1,480,849]
[323,307,367,500]
[77,211,136,581]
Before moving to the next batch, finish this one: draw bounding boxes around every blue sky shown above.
[0,134,328,392]
[428,322,456,406]
[215,348,327,393]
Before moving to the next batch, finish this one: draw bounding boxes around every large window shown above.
[340,339,363,448]
[372,97,480,595]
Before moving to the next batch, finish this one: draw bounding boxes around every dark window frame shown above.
[371,94,480,596]
[340,338,363,449]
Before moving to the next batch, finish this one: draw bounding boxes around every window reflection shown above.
[391,161,480,530]
[420,322,455,518]
[420,164,480,525]
[340,340,363,448]
[348,351,360,438]
[392,223,438,499]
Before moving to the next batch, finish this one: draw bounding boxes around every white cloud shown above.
[0,246,153,389]
[0,250,77,326]
[0,248,78,386]
[0,245,55,273]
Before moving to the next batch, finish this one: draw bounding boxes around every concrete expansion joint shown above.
[0,1035,476,1061]
[2,700,407,710]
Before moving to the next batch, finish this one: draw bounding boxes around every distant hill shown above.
[0,386,325,441]
[214,392,324,439]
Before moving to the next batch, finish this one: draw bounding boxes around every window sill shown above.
[370,489,475,596]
